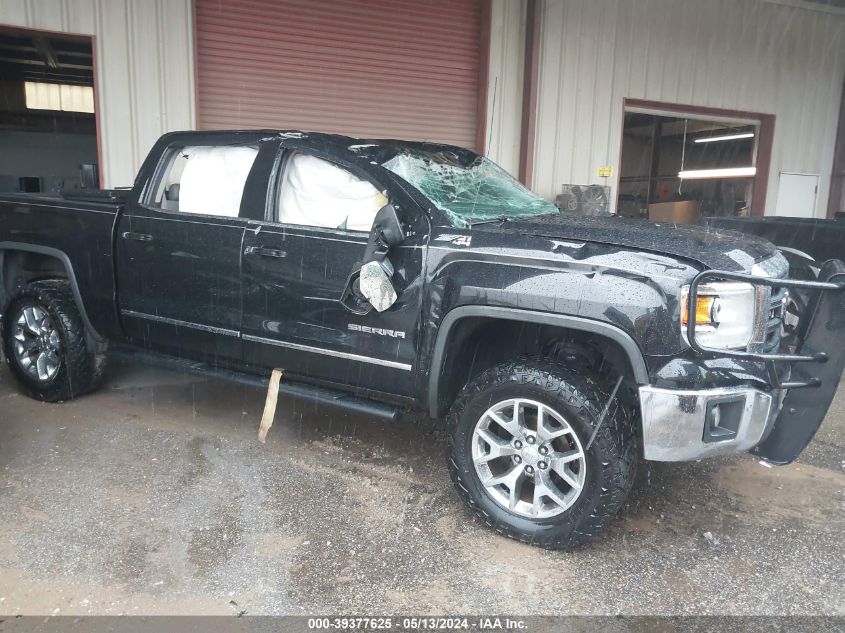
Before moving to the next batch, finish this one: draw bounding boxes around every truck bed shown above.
[0,189,124,341]
[0,188,127,211]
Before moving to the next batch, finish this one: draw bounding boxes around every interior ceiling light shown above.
[693,132,755,143]
[678,167,757,179]
[24,81,95,113]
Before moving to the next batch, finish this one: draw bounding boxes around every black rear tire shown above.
[2,280,105,402]
[447,358,636,549]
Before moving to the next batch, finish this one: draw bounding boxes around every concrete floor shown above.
[0,359,843,616]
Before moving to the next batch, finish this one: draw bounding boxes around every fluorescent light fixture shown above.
[678,167,757,179]
[694,132,755,143]
[25,81,95,113]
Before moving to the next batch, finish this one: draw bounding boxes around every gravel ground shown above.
[0,360,843,615]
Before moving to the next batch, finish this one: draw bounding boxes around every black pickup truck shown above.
[2,130,844,548]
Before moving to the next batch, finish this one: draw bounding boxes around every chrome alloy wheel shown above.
[11,305,62,382]
[472,398,587,519]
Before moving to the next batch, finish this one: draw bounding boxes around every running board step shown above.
[107,348,404,421]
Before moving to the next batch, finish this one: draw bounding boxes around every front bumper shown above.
[639,385,782,460]
[656,256,845,464]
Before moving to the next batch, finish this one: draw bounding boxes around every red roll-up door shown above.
[194,0,483,149]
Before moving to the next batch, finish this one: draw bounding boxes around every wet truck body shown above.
[1,130,843,548]
[706,214,845,263]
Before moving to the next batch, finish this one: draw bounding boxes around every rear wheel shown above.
[447,359,636,549]
[2,280,105,402]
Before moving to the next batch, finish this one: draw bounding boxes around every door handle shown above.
[122,231,153,242]
[244,246,287,258]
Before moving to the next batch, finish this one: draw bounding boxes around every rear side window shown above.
[149,145,258,218]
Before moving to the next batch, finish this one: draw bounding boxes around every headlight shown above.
[681,282,761,350]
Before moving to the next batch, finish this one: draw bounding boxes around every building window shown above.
[24,81,94,114]
[617,105,766,222]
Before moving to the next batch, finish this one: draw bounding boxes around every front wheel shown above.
[2,280,105,402]
[447,359,636,549]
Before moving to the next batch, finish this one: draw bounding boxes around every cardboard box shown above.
[648,200,700,224]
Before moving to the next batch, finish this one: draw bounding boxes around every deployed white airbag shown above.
[278,154,386,231]
[178,146,258,217]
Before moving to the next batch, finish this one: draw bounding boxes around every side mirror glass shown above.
[358,260,397,312]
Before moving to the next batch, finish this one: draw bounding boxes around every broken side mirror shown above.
[341,204,405,314]
[358,260,398,312]
[362,204,405,262]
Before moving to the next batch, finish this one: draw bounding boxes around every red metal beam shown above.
[518,0,540,187]
[475,0,492,154]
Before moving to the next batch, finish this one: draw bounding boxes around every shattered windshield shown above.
[381,150,560,228]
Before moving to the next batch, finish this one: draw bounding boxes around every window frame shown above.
[139,142,260,221]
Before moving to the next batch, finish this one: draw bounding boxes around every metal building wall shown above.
[0,0,196,188]
[485,0,526,176]
[533,0,845,217]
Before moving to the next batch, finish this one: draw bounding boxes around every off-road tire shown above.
[2,280,105,402]
[447,358,637,549]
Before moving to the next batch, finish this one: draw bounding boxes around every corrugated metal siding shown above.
[0,0,195,188]
[485,0,526,176]
[533,0,845,217]
[194,0,482,149]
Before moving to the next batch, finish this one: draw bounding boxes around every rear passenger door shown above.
[240,146,427,398]
[116,141,263,363]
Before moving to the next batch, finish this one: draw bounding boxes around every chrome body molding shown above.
[120,309,240,337]
[241,334,412,371]
[639,385,776,461]
[121,310,412,371]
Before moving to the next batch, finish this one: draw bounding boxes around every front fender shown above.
[426,305,649,417]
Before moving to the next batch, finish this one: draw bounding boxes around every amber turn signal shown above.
[681,295,716,326]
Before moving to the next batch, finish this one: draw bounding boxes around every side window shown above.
[276,153,387,232]
[149,145,259,218]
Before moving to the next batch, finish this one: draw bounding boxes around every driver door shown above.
[240,148,426,398]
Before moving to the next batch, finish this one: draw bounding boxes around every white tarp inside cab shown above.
[179,146,259,217]
[278,154,386,231]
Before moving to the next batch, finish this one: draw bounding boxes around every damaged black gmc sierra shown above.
[2,130,844,548]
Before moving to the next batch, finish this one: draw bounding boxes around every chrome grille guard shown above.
[685,259,845,389]
[686,259,845,464]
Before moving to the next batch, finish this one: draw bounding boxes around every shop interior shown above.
[617,111,758,224]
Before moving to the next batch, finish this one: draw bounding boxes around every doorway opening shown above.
[0,26,99,194]
[617,99,773,224]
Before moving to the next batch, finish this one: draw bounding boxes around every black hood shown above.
[471,214,779,272]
